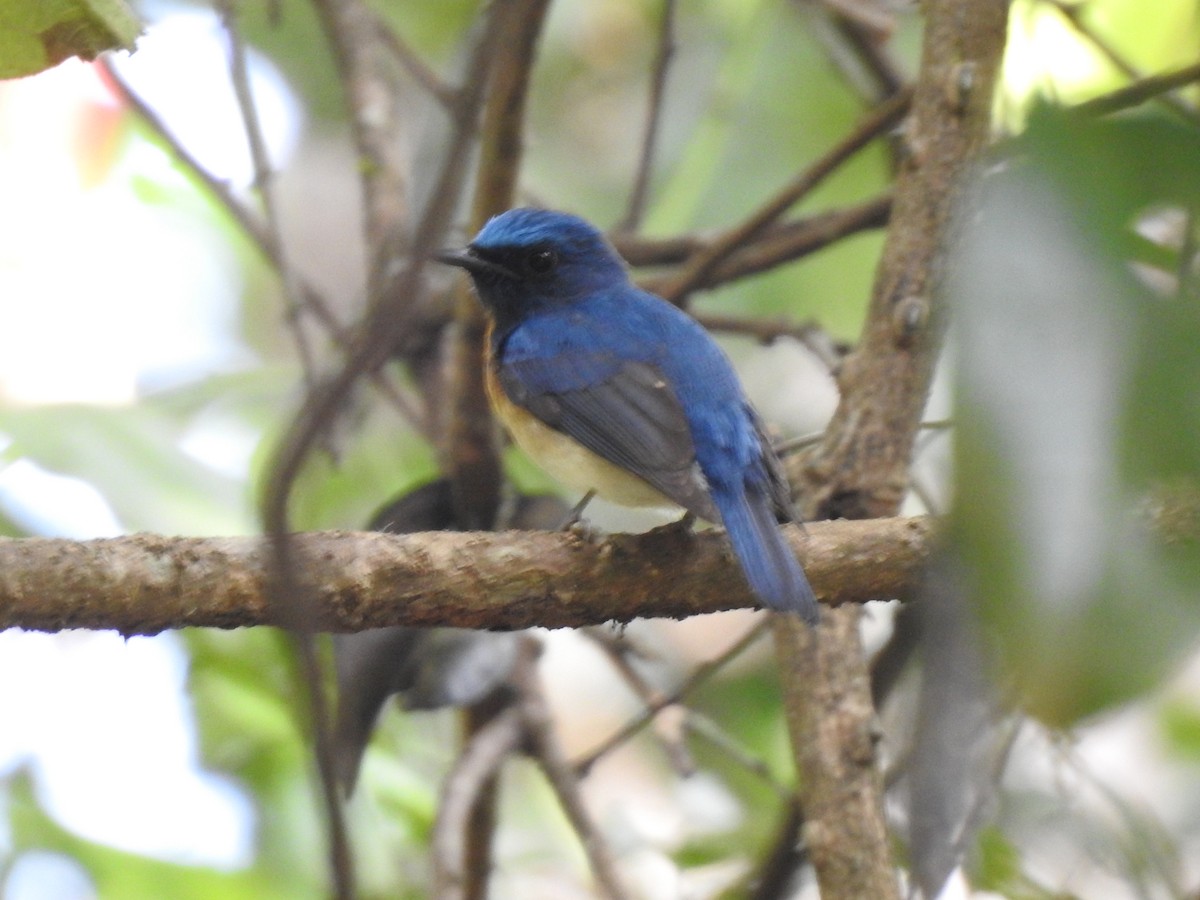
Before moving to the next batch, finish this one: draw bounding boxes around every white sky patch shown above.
[0,631,254,868]
[0,459,123,539]
[0,5,303,870]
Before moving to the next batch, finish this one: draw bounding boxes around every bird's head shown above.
[437,208,629,322]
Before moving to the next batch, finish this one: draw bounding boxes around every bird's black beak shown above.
[435,247,516,279]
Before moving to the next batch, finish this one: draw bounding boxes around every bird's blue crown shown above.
[473,208,605,253]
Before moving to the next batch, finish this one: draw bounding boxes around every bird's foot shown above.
[566,518,606,544]
[557,490,606,543]
[558,489,597,531]
[675,511,697,534]
[651,511,697,539]
[644,510,699,546]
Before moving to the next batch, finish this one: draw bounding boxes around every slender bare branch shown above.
[584,629,697,777]
[656,89,911,304]
[695,312,848,372]
[431,707,524,900]
[513,649,632,899]
[1047,1,1200,125]
[445,0,552,530]
[574,619,772,774]
[1072,59,1200,119]
[618,0,677,232]
[798,0,907,105]
[99,57,426,429]
[684,710,792,799]
[310,0,411,260]
[370,10,456,109]
[635,194,893,297]
[215,0,319,384]
[746,799,807,900]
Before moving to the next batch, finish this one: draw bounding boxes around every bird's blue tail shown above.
[715,485,819,624]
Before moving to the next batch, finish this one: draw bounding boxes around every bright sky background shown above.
[0,5,301,881]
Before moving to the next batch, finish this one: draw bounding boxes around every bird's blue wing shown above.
[497,347,719,522]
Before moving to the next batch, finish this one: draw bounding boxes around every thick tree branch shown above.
[446,0,551,530]
[774,2,1011,898]
[0,517,930,635]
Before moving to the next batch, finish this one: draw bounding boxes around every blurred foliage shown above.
[2,0,1200,897]
[7,768,282,899]
[951,107,1200,726]
[0,402,248,535]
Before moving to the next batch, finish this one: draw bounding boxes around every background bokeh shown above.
[1,0,1199,897]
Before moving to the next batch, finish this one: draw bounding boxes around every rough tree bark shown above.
[774,1,1011,897]
[0,517,930,634]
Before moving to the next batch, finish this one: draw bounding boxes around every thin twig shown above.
[684,710,792,799]
[947,715,1024,868]
[637,193,892,297]
[218,4,351,892]
[799,0,906,105]
[215,0,318,386]
[747,799,807,900]
[100,56,264,247]
[446,0,552,530]
[99,56,427,430]
[618,0,677,232]
[583,629,696,777]
[657,88,911,303]
[310,0,411,262]
[258,11,506,898]
[460,695,510,900]
[776,417,952,460]
[612,194,890,267]
[431,707,524,900]
[815,0,894,42]
[514,648,631,899]
[371,9,457,109]
[830,10,906,100]
[1047,1,1200,125]
[695,312,848,372]
[694,312,822,345]
[574,620,772,774]
[1072,60,1200,119]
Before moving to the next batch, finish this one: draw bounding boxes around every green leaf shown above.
[1159,699,1200,762]
[0,0,140,78]
[972,826,1022,894]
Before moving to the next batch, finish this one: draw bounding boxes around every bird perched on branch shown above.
[438,208,818,624]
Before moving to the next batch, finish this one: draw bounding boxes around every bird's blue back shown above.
[500,290,763,486]
[456,208,818,621]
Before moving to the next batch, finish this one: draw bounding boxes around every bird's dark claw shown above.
[558,489,597,531]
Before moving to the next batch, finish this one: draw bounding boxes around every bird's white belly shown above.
[487,368,679,510]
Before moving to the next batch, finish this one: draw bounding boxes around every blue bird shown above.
[437,208,819,623]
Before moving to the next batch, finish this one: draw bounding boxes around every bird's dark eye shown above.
[525,247,558,275]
